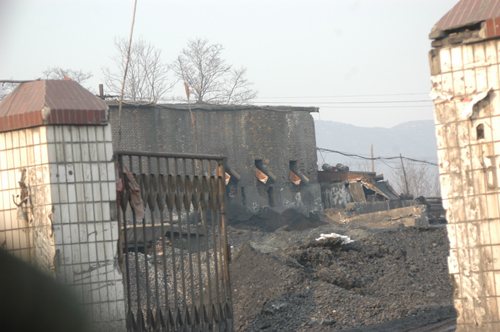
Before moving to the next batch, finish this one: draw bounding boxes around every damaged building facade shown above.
[318,164,400,210]
[109,103,323,217]
[430,1,500,330]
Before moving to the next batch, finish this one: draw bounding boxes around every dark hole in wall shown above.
[267,186,275,207]
[226,176,239,199]
[476,124,484,140]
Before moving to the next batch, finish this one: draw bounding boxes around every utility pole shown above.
[370,144,375,173]
[400,154,410,196]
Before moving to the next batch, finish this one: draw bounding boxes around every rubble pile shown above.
[229,213,454,331]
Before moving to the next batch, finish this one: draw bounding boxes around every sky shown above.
[0,0,457,127]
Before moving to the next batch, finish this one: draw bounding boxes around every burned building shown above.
[318,164,403,211]
[430,1,500,330]
[109,103,323,217]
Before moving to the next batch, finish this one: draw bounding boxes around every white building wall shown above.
[431,39,500,330]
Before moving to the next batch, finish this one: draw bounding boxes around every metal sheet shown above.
[349,182,366,203]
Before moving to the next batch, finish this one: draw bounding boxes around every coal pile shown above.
[230,220,455,331]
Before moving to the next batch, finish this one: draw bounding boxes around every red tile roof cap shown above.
[0,80,108,132]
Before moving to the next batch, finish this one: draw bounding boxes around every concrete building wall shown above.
[321,182,352,208]
[430,39,500,329]
[0,124,126,331]
[109,105,323,216]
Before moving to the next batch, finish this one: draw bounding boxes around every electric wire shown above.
[256,92,430,99]
[254,99,432,104]
[317,147,438,166]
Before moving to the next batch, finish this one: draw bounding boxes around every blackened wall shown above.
[109,104,322,215]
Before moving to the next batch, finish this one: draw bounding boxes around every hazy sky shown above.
[0,0,457,127]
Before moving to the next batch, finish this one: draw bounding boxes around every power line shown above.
[256,92,430,99]
[379,159,398,170]
[255,104,432,109]
[316,147,438,166]
[253,99,432,105]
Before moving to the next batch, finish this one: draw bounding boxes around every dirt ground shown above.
[228,208,455,331]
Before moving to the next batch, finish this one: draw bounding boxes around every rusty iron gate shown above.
[115,151,233,331]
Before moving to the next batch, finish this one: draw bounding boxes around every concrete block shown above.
[97,143,106,162]
[91,164,99,182]
[92,182,102,202]
[68,184,76,203]
[98,163,107,181]
[475,67,489,92]
[81,144,90,162]
[72,143,82,162]
[0,151,6,170]
[88,126,96,142]
[106,162,115,181]
[440,48,452,72]
[89,144,98,162]
[96,126,104,142]
[11,131,19,149]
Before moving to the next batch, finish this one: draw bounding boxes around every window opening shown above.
[288,160,309,186]
[255,159,275,184]
[476,124,484,140]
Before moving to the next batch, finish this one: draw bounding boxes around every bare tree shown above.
[173,38,257,104]
[224,67,258,104]
[0,82,17,100]
[393,161,440,197]
[43,67,93,87]
[103,38,174,103]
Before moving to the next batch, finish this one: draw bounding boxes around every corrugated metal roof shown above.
[431,0,500,38]
[0,80,108,132]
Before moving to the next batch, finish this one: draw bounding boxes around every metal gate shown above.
[115,151,233,331]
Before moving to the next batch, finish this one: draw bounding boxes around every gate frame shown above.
[114,150,233,331]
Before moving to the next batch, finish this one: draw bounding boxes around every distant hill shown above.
[314,120,439,196]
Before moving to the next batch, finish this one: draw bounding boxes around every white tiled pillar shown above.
[431,40,500,330]
[48,124,125,331]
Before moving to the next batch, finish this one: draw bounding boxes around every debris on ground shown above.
[229,208,455,331]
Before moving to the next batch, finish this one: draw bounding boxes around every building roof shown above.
[430,0,500,39]
[107,101,319,113]
[0,80,108,132]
